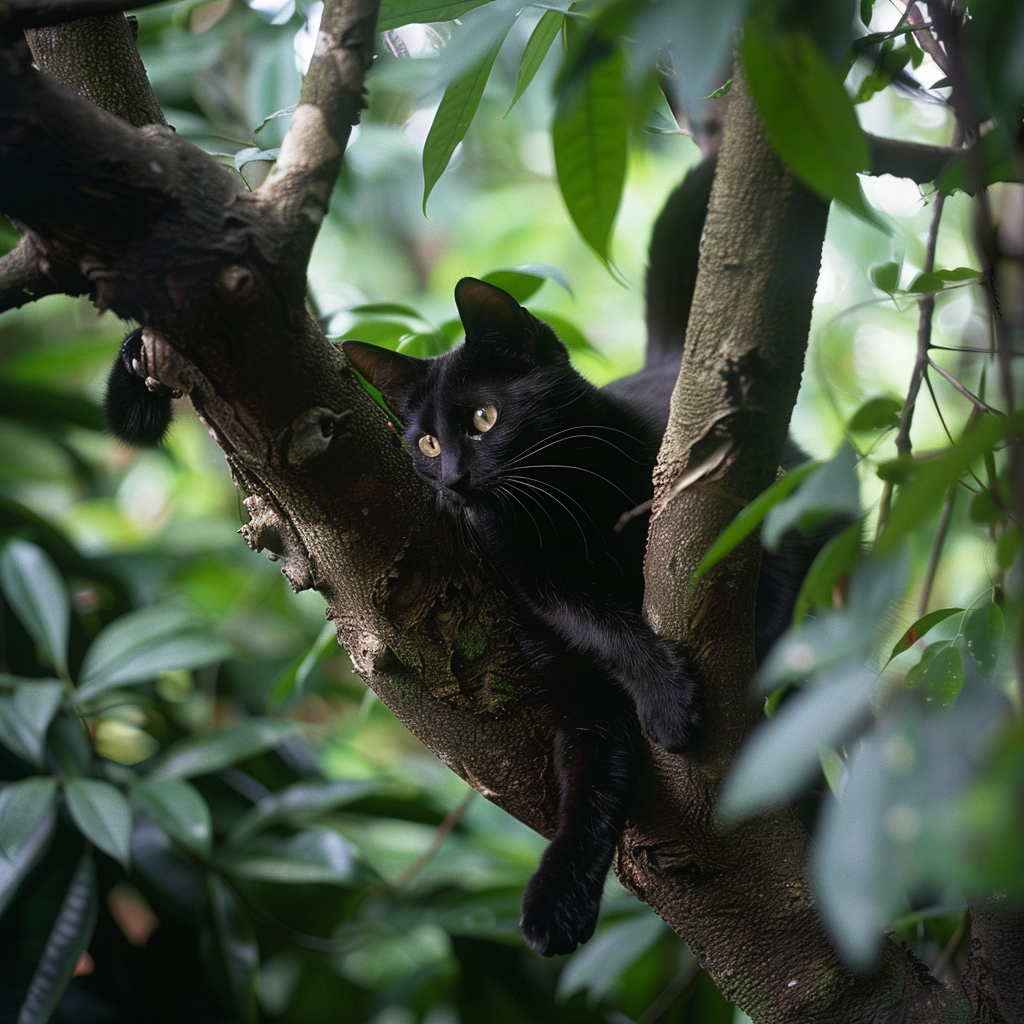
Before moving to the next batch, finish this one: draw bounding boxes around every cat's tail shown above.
[643,154,716,370]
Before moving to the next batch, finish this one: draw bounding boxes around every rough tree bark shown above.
[0,2,1014,1020]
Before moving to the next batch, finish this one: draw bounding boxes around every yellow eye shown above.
[418,434,441,458]
[472,404,498,433]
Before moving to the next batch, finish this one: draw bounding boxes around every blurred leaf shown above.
[378,0,489,31]
[423,30,510,213]
[819,745,848,798]
[556,912,666,1001]
[0,776,58,918]
[234,146,280,171]
[880,414,1016,552]
[869,261,900,294]
[719,662,876,822]
[906,266,981,293]
[938,129,1021,194]
[763,443,860,550]
[132,775,212,855]
[226,779,383,849]
[552,48,627,267]
[741,20,881,227]
[76,605,232,702]
[268,621,337,707]
[152,718,297,779]
[889,608,962,661]
[345,302,427,320]
[16,849,98,1024]
[221,825,359,885]
[0,539,70,678]
[848,395,902,432]
[693,461,817,583]
[917,644,965,708]
[963,603,1004,680]
[252,104,295,136]
[482,263,573,303]
[64,778,133,869]
[531,310,600,355]
[506,9,564,115]
[208,875,259,1024]
[995,523,1020,568]
[853,43,913,104]
[0,381,104,431]
[792,520,862,624]
[0,679,63,767]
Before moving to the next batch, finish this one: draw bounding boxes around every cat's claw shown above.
[520,868,600,957]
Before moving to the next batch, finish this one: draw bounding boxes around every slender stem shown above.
[390,790,475,889]
[917,483,956,616]
[927,357,1001,414]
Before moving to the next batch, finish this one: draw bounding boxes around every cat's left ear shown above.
[342,341,424,420]
[455,278,568,366]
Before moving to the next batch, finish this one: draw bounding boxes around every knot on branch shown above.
[239,492,312,592]
[285,406,352,465]
[215,263,258,302]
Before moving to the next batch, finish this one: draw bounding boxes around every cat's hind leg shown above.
[519,703,640,956]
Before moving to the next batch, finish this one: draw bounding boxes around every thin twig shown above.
[918,483,956,615]
[927,357,1001,415]
[390,790,476,889]
[637,960,701,1024]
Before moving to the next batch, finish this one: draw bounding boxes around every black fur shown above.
[103,328,174,446]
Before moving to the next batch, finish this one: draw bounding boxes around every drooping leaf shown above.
[741,20,881,227]
[220,826,359,885]
[378,0,489,30]
[552,48,627,267]
[0,680,64,767]
[268,621,337,708]
[848,395,902,432]
[132,776,212,855]
[481,263,573,303]
[962,603,1004,681]
[207,875,259,1024]
[76,605,232,702]
[0,776,58,918]
[906,266,981,293]
[869,261,900,294]
[505,9,564,116]
[888,608,963,662]
[918,644,966,708]
[151,718,297,779]
[791,520,862,625]
[693,461,818,583]
[819,745,848,798]
[422,30,510,213]
[64,778,133,869]
[16,849,98,1024]
[0,540,70,678]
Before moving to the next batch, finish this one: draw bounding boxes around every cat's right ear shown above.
[342,341,423,419]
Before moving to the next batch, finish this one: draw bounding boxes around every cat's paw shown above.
[635,643,705,754]
[520,861,601,957]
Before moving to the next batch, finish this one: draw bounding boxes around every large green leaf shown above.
[0,540,70,678]
[741,19,879,226]
[481,263,573,303]
[64,778,133,869]
[422,29,510,213]
[378,0,490,30]
[151,718,297,779]
[76,604,232,702]
[552,48,627,267]
[0,678,63,767]
[16,849,98,1024]
[0,776,58,918]
[132,776,212,855]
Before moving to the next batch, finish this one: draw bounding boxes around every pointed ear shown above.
[455,278,568,365]
[342,341,423,419]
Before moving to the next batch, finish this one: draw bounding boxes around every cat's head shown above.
[343,279,574,513]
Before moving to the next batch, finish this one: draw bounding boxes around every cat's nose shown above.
[442,469,471,494]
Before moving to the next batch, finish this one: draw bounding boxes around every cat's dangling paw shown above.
[635,642,705,754]
[519,849,602,957]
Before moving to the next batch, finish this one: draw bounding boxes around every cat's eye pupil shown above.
[472,404,497,433]
[418,434,441,458]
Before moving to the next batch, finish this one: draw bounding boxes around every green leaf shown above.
[481,263,573,303]
[848,395,902,432]
[719,662,877,822]
[860,0,876,25]
[220,826,358,885]
[869,261,900,294]
[889,608,963,661]
[693,461,817,583]
[919,644,965,708]
[132,776,212,855]
[0,539,70,678]
[234,146,280,171]
[880,413,1018,553]
[64,778,132,869]
[819,745,848,798]
[996,523,1020,569]
[741,20,881,228]
[763,443,861,550]
[151,718,297,779]
[422,30,509,213]
[906,266,981,293]
[16,849,98,1024]
[208,875,259,1024]
[556,913,666,1001]
[530,311,600,355]
[0,680,63,767]
[253,104,295,136]
[506,9,564,115]
[963,603,1004,681]
[378,0,488,31]
[76,605,232,702]
[0,776,58,918]
[552,48,627,267]
[792,519,863,625]
[268,621,337,708]
[225,779,382,850]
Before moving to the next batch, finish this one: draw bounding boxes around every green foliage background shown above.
[1,0,1022,1021]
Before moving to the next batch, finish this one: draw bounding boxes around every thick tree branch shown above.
[0,0,169,30]
[0,231,88,312]
[259,0,379,270]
